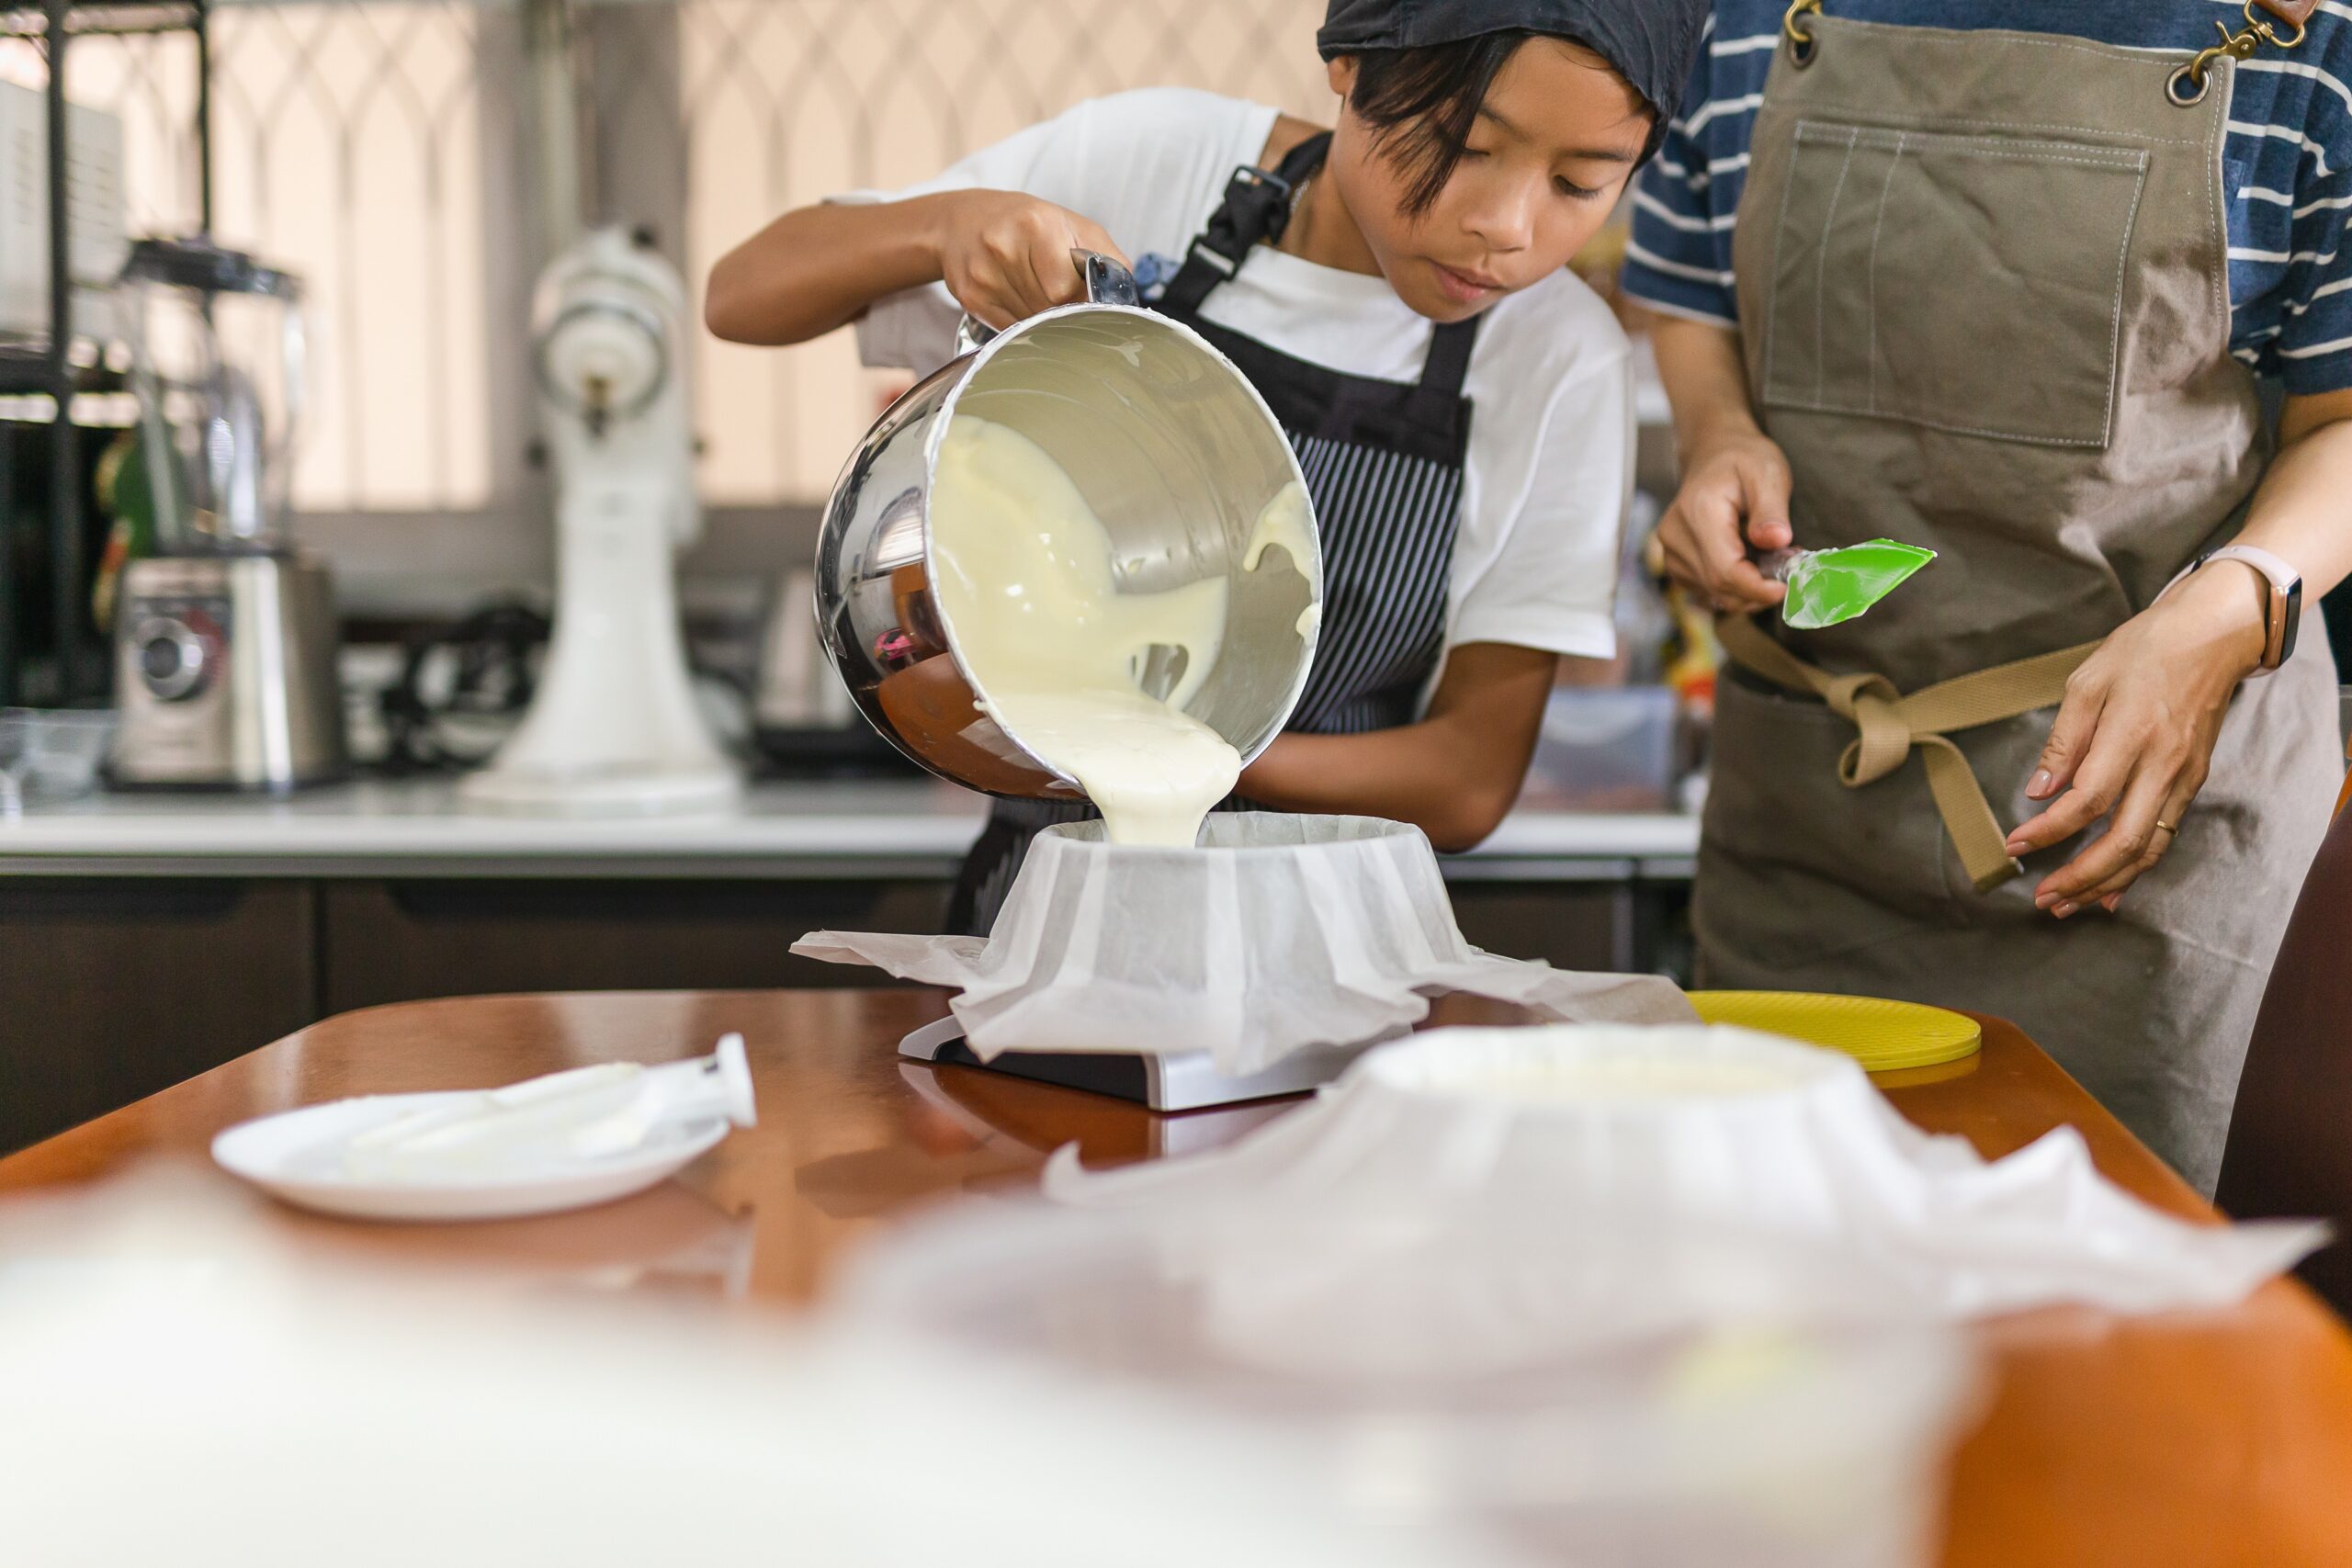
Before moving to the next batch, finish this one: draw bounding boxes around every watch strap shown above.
[2204,545,2301,672]
[2204,543,2299,592]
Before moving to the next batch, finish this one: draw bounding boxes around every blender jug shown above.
[119,237,306,554]
[107,238,345,790]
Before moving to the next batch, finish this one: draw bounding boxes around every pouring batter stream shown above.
[929,414,1314,847]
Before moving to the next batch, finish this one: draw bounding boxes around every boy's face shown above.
[1329,39,1650,322]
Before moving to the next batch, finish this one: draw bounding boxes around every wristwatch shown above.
[2169,544,2303,674]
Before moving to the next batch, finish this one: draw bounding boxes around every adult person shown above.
[1624,0,2352,1189]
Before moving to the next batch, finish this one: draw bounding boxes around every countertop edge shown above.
[0,783,1702,875]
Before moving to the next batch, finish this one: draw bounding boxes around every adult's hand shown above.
[1642,313,1793,614]
[1653,427,1795,613]
[2004,562,2269,916]
[929,191,1129,332]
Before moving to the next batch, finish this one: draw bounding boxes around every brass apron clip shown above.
[1782,0,1823,67]
[2170,0,2311,106]
[1785,0,2310,96]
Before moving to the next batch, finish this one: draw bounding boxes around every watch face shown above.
[2280,578,2302,667]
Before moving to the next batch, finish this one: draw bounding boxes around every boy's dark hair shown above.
[1346,30,1646,217]
[1345,31,1532,217]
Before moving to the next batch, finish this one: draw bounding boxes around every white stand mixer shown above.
[462,227,738,816]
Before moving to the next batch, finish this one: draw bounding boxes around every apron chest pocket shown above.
[1758,121,2150,448]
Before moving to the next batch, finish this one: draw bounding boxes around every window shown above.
[671,0,1330,504]
[14,0,1330,553]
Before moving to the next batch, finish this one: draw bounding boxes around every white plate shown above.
[210,1093,731,1223]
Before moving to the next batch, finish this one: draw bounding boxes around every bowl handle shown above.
[952,249,1141,355]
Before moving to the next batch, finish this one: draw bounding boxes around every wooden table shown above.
[4,987,2349,1566]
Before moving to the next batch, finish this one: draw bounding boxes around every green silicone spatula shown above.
[1758,539,1937,630]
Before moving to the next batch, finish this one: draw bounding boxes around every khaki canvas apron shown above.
[1702,13,2343,1191]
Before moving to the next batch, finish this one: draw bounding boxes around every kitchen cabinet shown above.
[318,878,950,1014]
[0,874,945,1156]
[0,783,1696,1156]
[311,879,1668,1020]
[1453,883,1638,974]
[0,879,318,1153]
[0,870,1685,1156]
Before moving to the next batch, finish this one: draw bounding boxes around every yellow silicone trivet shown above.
[1687,990,1982,1072]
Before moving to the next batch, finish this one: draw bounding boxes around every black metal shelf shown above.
[1,0,209,708]
[0,346,117,398]
[1,3,199,39]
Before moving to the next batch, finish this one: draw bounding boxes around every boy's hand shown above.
[930,192,1130,331]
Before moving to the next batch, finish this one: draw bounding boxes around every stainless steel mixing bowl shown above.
[815,254,1320,800]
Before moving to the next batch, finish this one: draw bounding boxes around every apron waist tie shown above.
[1716,614,2102,894]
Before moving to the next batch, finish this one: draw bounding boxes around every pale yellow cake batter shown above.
[930,414,1315,847]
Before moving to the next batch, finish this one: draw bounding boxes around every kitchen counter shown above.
[0,777,1701,880]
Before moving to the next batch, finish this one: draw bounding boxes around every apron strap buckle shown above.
[1199,166,1295,265]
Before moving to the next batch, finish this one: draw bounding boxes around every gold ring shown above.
[2154,818,2180,836]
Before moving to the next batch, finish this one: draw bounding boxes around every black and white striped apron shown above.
[945,130,1477,936]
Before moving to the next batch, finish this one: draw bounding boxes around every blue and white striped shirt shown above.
[1623,2,2352,394]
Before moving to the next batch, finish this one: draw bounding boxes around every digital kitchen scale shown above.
[897,1015,1387,1111]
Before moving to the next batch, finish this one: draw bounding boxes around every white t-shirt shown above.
[842,86,1631,661]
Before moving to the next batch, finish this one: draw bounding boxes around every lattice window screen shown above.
[209,4,491,513]
[9,1,1329,522]
[671,0,1330,504]
[2,3,489,515]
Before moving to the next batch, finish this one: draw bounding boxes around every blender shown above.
[107,238,346,790]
